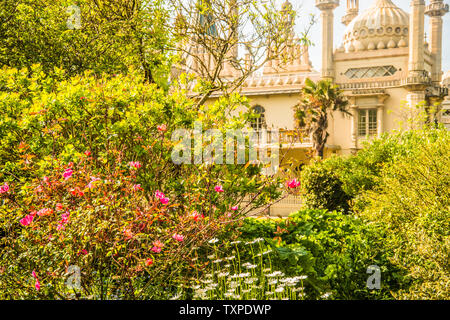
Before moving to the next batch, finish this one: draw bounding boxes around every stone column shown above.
[407,92,426,108]
[377,107,383,138]
[376,95,388,138]
[425,0,449,84]
[406,91,426,128]
[408,0,426,77]
[316,0,339,80]
[349,98,358,152]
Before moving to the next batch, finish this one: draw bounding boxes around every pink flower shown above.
[87,177,101,189]
[151,246,162,253]
[172,233,184,242]
[32,270,40,291]
[157,124,167,132]
[123,229,133,240]
[214,185,224,193]
[57,212,70,231]
[132,184,143,192]
[191,211,204,222]
[287,178,301,189]
[20,215,34,227]
[155,190,169,204]
[152,240,164,253]
[153,240,163,248]
[56,203,64,211]
[61,212,70,224]
[77,249,88,256]
[128,161,142,169]
[63,168,73,180]
[145,258,153,266]
[37,208,54,217]
[155,190,165,199]
[0,183,9,194]
[231,206,238,211]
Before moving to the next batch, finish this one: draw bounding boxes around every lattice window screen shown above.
[345,66,398,79]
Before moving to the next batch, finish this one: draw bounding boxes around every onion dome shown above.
[342,0,409,52]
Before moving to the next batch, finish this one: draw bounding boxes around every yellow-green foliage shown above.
[0,0,172,85]
[358,128,450,300]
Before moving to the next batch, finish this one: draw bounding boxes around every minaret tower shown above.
[425,0,449,84]
[406,0,427,112]
[408,0,426,79]
[316,0,339,80]
[222,0,239,77]
[342,0,359,26]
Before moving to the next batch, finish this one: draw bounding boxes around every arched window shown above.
[250,105,267,130]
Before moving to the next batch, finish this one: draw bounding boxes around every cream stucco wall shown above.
[245,94,298,130]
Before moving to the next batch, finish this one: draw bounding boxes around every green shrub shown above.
[295,128,449,299]
[300,160,352,213]
[358,128,450,300]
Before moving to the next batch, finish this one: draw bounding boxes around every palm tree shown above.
[294,78,349,158]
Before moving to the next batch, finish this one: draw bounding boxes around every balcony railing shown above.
[242,194,303,217]
[253,129,311,147]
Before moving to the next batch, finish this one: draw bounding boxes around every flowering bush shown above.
[0,66,291,299]
[0,150,292,298]
[0,66,283,213]
[0,153,245,299]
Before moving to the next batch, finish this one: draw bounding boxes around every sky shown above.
[289,0,450,73]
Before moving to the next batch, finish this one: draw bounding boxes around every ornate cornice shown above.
[344,88,389,97]
[338,73,437,92]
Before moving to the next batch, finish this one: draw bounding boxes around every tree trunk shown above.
[313,114,329,158]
